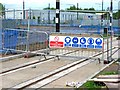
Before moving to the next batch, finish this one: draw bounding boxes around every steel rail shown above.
[10,47,119,89]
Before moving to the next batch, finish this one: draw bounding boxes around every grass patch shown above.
[79,59,119,89]
[100,60,119,75]
[81,81,106,90]
[100,71,118,75]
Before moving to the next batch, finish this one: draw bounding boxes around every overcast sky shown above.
[0,0,119,10]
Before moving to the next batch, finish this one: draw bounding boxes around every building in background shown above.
[4,9,101,26]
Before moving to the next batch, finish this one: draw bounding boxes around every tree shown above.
[66,5,77,10]
[43,7,55,10]
[113,10,120,19]
[89,8,95,11]
[66,5,82,10]
[0,3,5,17]
[84,8,89,10]
[118,10,120,19]
[50,7,56,10]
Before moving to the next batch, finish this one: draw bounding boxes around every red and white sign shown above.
[49,36,64,48]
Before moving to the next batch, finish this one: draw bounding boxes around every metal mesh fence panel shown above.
[2,29,49,55]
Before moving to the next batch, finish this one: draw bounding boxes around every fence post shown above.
[26,9,30,52]
[0,19,2,55]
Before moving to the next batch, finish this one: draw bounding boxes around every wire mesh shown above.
[0,9,119,58]
[2,29,49,55]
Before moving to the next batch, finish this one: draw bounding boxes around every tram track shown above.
[10,47,119,89]
[0,49,83,76]
[1,37,117,75]
[0,46,113,76]
[13,58,94,89]
[0,45,118,76]
[1,39,119,89]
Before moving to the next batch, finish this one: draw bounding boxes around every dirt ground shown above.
[103,62,119,73]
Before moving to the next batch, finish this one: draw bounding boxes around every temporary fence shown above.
[47,33,104,60]
[0,29,2,53]
[1,9,119,62]
[1,9,120,35]
[2,28,49,55]
[1,28,104,61]
[2,28,116,63]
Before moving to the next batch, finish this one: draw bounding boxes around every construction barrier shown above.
[47,33,103,59]
[2,29,49,55]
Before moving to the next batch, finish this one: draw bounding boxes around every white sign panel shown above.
[49,35,103,49]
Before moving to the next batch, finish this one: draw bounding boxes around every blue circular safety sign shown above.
[72,37,78,43]
[87,38,94,45]
[95,38,102,45]
[65,36,71,44]
[80,37,86,44]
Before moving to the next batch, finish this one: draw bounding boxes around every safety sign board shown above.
[49,36,64,48]
[87,38,94,48]
[95,38,103,49]
[49,35,103,49]
[64,36,71,47]
[72,37,79,48]
[80,37,87,48]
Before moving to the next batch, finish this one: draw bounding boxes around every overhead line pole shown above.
[23,0,25,19]
[56,0,60,32]
[101,0,103,27]
[77,3,79,20]
[110,0,113,62]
